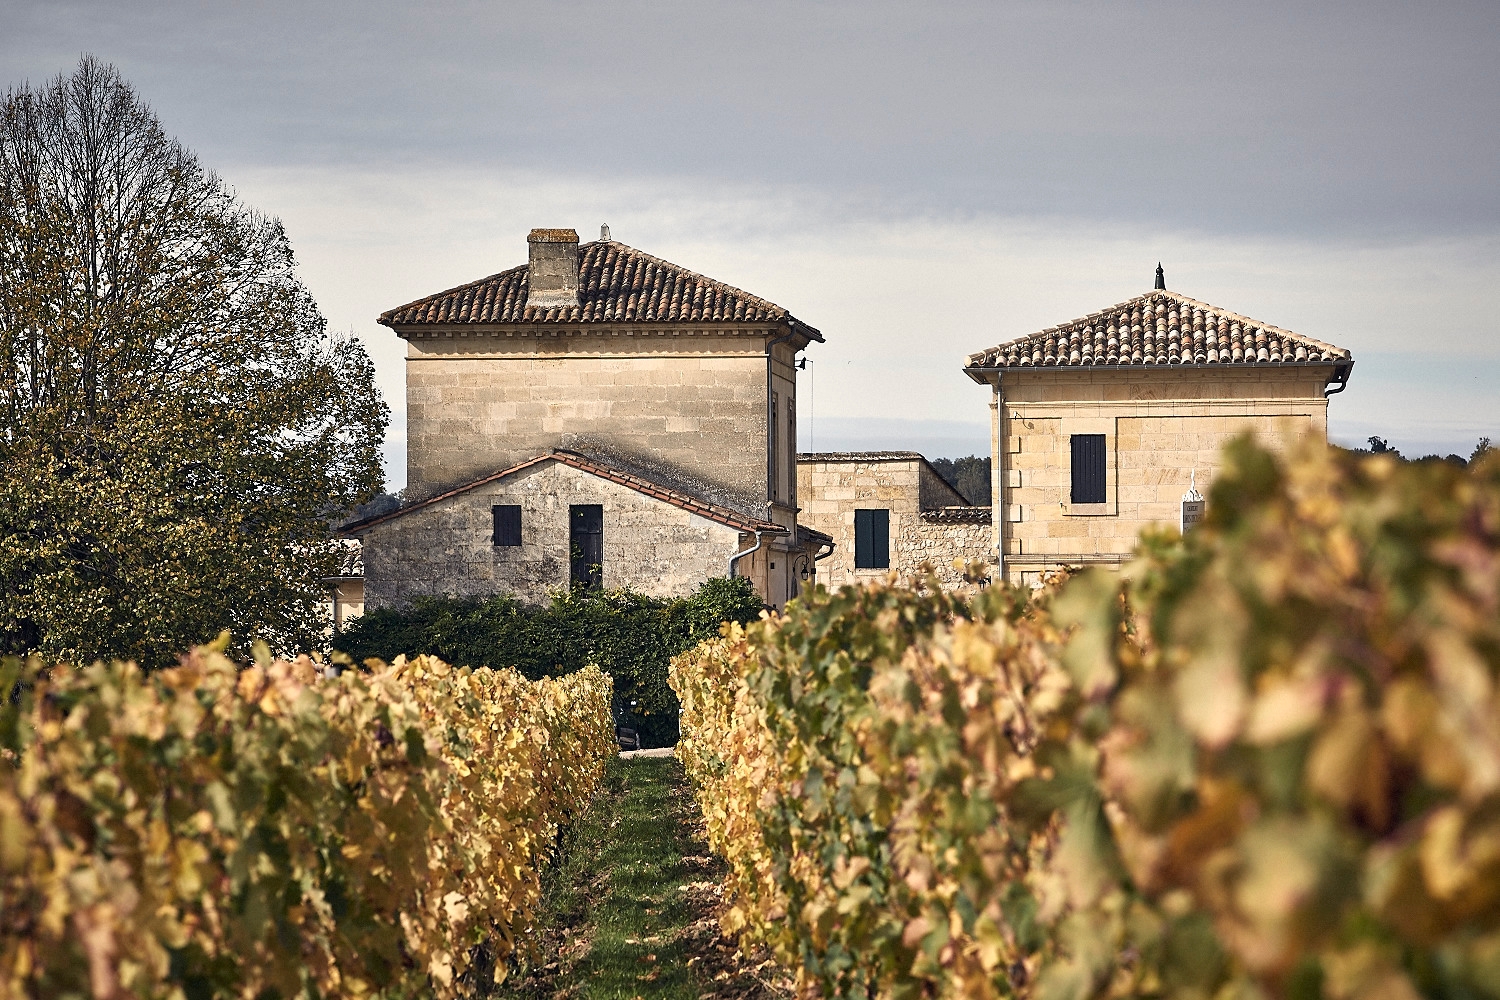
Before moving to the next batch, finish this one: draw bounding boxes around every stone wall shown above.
[322,580,364,630]
[404,332,788,512]
[905,511,995,588]
[361,460,744,608]
[797,454,973,588]
[994,366,1335,584]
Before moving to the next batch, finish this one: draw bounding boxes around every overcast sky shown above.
[6,0,1498,486]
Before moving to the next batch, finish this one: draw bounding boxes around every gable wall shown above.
[995,366,1335,584]
[361,461,744,608]
[918,461,968,509]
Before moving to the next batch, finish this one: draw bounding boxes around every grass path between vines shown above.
[492,755,790,1000]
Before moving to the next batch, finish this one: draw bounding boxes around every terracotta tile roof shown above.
[919,506,992,525]
[965,289,1352,371]
[322,539,364,579]
[379,240,822,338]
[338,450,787,537]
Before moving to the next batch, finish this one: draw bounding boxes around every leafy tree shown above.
[0,58,388,665]
[930,454,991,505]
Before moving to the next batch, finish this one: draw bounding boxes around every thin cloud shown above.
[229,163,1498,483]
[4,1,1498,238]
[5,4,1496,477]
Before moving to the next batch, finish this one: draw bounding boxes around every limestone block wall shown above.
[995,366,1335,584]
[361,460,744,608]
[404,334,772,509]
[796,454,971,588]
[320,580,365,630]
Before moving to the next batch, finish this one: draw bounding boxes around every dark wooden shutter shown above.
[854,508,890,569]
[1071,434,1107,503]
[770,391,779,501]
[569,504,603,589]
[786,396,797,505]
[492,505,522,546]
[872,508,889,567]
[855,510,873,567]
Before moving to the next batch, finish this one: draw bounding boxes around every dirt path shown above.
[492,756,790,1000]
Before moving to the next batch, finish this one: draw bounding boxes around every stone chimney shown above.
[526,228,580,309]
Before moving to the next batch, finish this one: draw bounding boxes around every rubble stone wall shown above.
[902,515,996,588]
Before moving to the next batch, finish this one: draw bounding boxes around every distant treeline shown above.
[934,440,1492,501]
[1353,435,1491,466]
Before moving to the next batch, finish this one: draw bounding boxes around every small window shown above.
[1071,434,1107,503]
[492,505,522,546]
[569,504,603,590]
[854,508,890,569]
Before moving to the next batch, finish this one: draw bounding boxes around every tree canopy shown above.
[0,57,388,665]
[929,454,991,505]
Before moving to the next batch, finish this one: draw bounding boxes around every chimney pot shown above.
[527,228,580,309]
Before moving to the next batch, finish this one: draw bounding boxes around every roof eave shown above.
[786,315,824,344]
[964,358,1353,377]
[965,365,998,386]
[381,318,819,341]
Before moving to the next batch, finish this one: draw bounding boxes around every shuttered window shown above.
[786,396,797,505]
[770,391,779,501]
[492,505,522,546]
[569,504,603,590]
[1070,434,1107,504]
[854,508,890,569]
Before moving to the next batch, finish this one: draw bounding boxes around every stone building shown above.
[965,269,1354,584]
[342,228,828,609]
[322,540,366,628]
[796,452,992,589]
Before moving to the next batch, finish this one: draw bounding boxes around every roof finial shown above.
[600,223,611,242]
[1155,263,1166,290]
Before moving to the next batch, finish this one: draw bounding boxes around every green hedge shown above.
[333,577,763,748]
